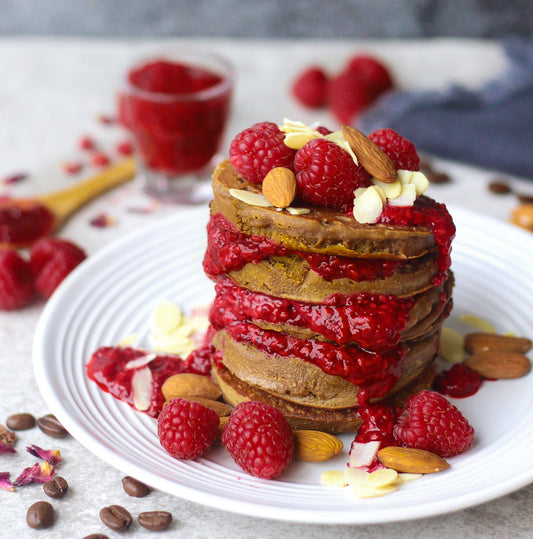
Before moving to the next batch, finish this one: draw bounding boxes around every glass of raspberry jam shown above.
[118,50,234,203]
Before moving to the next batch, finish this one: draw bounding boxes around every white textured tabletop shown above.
[1,37,533,538]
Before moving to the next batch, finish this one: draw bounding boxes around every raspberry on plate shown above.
[30,237,87,299]
[294,138,370,208]
[158,398,219,460]
[393,390,475,457]
[327,69,375,125]
[291,66,328,109]
[369,128,420,171]
[0,249,34,310]
[221,401,294,479]
[229,122,296,184]
[347,55,394,96]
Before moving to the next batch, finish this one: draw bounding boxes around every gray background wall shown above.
[1,0,532,38]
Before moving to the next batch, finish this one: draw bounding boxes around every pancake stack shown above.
[203,123,455,433]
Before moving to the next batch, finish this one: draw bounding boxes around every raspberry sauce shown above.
[0,202,55,246]
[118,59,232,175]
[211,278,413,351]
[379,195,455,285]
[433,363,482,398]
[203,213,411,282]
[217,321,404,405]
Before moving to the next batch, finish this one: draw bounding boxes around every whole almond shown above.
[262,167,297,208]
[165,397,232,417]
[342,126,397,183]
[293,430,343,462]
[464,351,531,379]
[161,373,222,402]
[463,332,532,355]
[378,446,449,474]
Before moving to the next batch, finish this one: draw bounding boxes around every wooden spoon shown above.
[0,157,136,249]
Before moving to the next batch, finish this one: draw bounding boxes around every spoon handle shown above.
[38,158,137,224]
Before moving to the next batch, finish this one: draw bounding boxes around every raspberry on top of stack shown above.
[203,119,456,434]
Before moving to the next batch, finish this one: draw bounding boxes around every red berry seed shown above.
[0,249,34,310]
[157,398,219,460]
[78,135,96,151]
[221,401,294,479]
[91,152,111,168]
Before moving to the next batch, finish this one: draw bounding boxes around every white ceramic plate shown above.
[33,205,533,524]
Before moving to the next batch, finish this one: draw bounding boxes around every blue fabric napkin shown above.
[358,39,533,179]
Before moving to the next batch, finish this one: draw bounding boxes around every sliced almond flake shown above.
[125,353,157,370]
[367,468,398,488]
[286,207,311,215]
[152,301,183,334]
[350,483,398,499]
[320,470,348,488]
[372,178,402,199]
[229,188,273,207]
[118,333,140,347]
[353,186,384,224]
[440,327,465,363]
[132,367,153,411]
[460,315,496,333]
[325,131,358,165]
[344,467,370,487]
[387,183,417,207]
[395,473,423,484]
[349,441,381,468]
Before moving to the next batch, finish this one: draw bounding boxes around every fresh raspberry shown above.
[393,390,474,457]
[347,55,394,96]
[0,249,34,310]
[369,128,420,171]
[294,138,370,208]
[158,398,219,460]
[221,401,294,479]
[327,69,375,125]
[30,238,87,299]
[229,122,296,184]
[291,67,328,108]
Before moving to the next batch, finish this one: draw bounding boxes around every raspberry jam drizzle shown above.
[0,202,55,246]
[213,321,404,405]
[203,213,409,282]
[379,196,455,285]
[433,363,482,398]
[86,344,215,417]
[211,277,414,351]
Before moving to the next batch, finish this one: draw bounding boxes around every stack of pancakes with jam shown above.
[203,126,455,434]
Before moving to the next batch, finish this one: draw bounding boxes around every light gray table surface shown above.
[1,37,533,538]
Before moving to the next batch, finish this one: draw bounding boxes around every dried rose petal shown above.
[26,445,62,465]
[13,461,55,486]
[62,162,84,175]
[90,212,116,228]
[0,472,14,491]
[0,440,16,454]
[3,173,28,185]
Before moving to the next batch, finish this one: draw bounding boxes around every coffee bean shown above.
[6,412,35,431]
[83,535,110,539]
[138,510,172,531]
[427,171,451,184]
[26,501,55,529]
[488,180,512,194]
[99,505,132,532]
[122,476,151,497]
[43,476,69,499]
[37,414,69,438]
